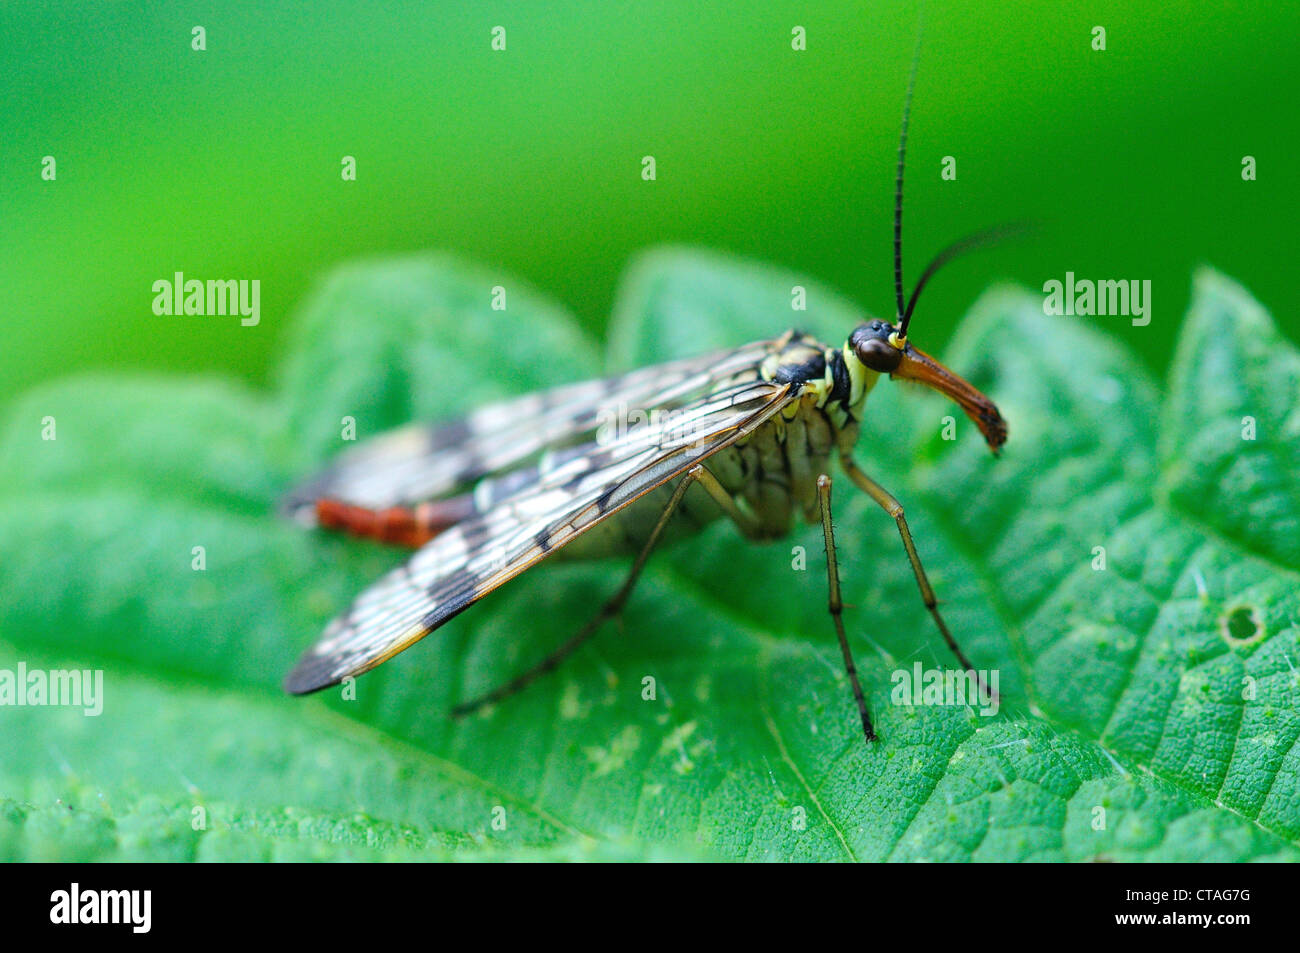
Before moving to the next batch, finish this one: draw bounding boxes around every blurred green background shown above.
[2,0,1295,411]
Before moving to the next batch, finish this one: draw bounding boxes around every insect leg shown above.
[689,465,765,539]
[817,474,876,744]
[450,464,708,717]
[838,456,994,698]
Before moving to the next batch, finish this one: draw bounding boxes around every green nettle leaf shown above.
[0,250,1296,861]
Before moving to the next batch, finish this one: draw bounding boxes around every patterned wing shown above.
[284,375,796,693]
[281,342,772,521]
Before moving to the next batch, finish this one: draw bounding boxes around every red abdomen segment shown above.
[314,496,474,548]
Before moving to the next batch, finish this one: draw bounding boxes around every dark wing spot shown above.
[455,517,496,552]
[428,417,473,451]
[428,569,481,605]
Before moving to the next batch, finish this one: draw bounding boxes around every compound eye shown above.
[855,336,903,373]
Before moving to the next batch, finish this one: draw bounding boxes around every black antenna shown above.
[891,18,1032,341]
[893,31,923,329]
[902,222,1035,329]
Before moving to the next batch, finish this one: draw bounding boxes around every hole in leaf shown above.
[1220,605,1264,645]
